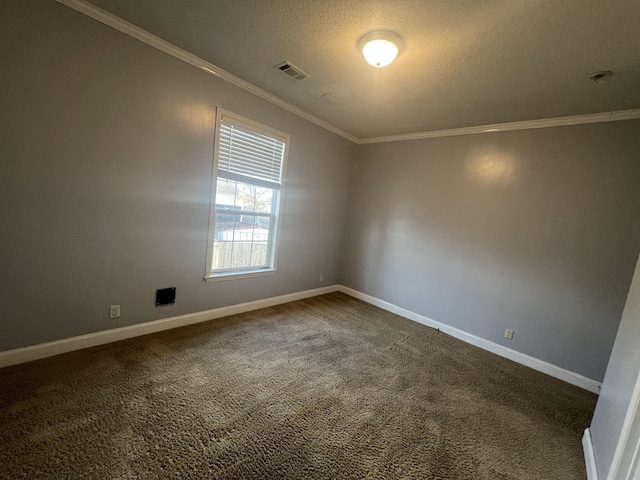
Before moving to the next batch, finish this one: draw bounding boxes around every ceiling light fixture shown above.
[359,31,403,68]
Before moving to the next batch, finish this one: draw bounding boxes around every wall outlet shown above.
[319,274,324,282]
[504,328,514,340]
[109,305,121,319]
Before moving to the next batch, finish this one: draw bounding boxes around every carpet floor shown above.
[0,292,596,479]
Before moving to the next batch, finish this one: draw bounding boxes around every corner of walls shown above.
[336,144,361,286]
[337,285,602,394]
[0,1,357,352]
[340,121,640,383]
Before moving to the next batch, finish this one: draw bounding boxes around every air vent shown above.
[155,287,176,307]
[589,70,612,84]
[275,61,309,80]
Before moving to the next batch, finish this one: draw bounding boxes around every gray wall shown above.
[0,1,355,351]
[342,122,640,381]
[590,254,640,479]
[2,1,639,390]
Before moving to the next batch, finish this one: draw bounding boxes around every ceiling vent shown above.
[275,61,309,80]
[589,70,612,84]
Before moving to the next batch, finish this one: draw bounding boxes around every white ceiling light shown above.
[359,31,404,68]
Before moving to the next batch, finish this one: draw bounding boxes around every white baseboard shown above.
[337,286,602,394]
[0,284,603,394]
[583,428,599,480]
[0,285,339,368]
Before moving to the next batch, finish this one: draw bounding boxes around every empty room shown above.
[2,1,640,479]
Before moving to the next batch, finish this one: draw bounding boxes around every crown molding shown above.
[358,109,640,144]
[610,109,640,122]
[56,0,640,146]
[56,0,359,144]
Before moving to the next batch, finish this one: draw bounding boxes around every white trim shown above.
[218,108,290,143]
[610,109,640,122]
[55,0,358,144]
[204,108,222,278]
[0,285,339,369]
[608,370,640,480]
[204,269,277,282]
[583,429,600,480]
[359,109,640,144]
[55,1,640,146]
[337,285,602,394]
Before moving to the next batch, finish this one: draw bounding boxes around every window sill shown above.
[204,269,277,283]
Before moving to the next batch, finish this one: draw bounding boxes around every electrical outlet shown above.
[504,328,514,340]
[319,274,324,282]
[109,305,121,319]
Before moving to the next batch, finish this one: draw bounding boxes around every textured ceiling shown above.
[86,0,640,138]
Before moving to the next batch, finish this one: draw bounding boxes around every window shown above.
[205,109,289,280]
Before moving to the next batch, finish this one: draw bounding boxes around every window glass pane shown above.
[250,216,270,266]
[244,184,273,214]
[212,214,270,271]
[215,178,237,211]
[215,178,274,214]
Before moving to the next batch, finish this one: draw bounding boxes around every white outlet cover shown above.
[504,328,514,340]
[110,305,121,319]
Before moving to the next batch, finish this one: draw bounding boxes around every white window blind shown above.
[218,117,285,189]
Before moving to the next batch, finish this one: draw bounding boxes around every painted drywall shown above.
[342,121,640,381]
[0,1,355,351]
[590,254,640,479]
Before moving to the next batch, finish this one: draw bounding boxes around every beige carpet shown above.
[0,292,596,479]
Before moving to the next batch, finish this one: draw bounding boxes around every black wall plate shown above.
[156,287,176,307]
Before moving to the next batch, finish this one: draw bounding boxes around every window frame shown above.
[204,108,289,282]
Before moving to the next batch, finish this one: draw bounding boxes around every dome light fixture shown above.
[359,31,404,68]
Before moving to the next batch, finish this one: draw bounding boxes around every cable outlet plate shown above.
[110,305,121,319]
